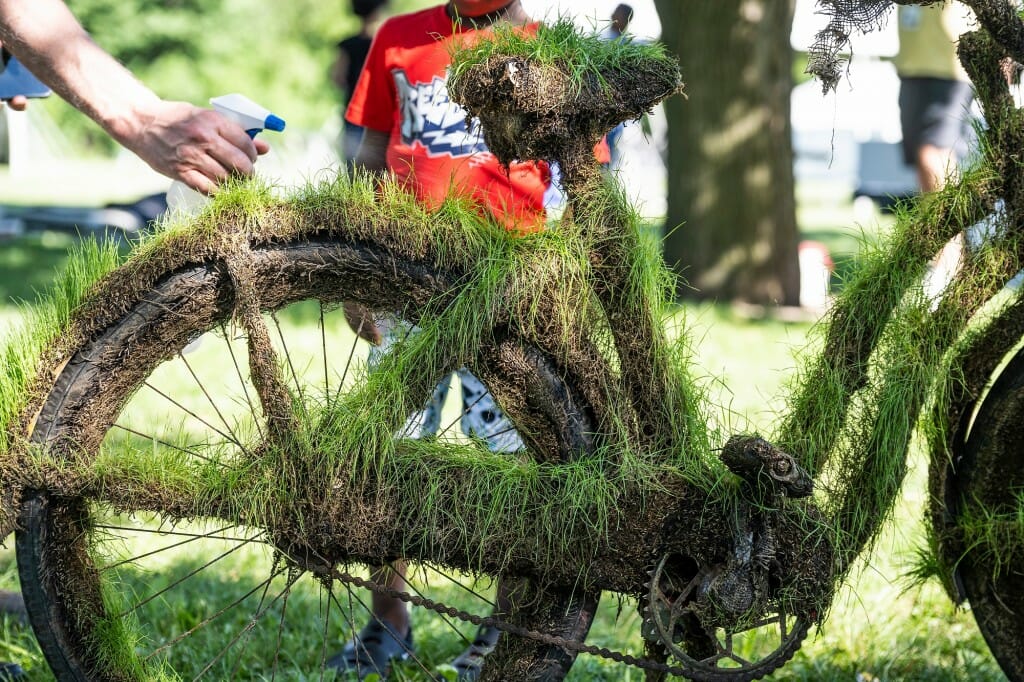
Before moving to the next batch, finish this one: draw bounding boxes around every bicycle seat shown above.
[449,43,682,168]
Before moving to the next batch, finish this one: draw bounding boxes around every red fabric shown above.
[346,5,550,232]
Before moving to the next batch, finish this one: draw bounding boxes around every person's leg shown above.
[328,320,452,676]
[902,78,974,297]
[370,563,411,635]
[0,591,25,679]
[449,370,525,679]
[915,142,957,193]
[341,122,365,173]
[916,141,964,295]
[367,317,452,612]
[606,122,625,170]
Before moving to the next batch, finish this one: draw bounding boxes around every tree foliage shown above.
[47,0,429,153]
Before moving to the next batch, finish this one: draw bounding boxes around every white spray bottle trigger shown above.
[210,93,286,138]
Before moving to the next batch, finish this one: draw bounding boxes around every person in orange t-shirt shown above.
[333,2,545,680]
[345,0,550,232]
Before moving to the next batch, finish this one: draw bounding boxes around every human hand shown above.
[115,99,271,194]
[1,94,27,110]
[343,302,382,345]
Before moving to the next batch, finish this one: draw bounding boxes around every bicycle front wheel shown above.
[16,238,598,680]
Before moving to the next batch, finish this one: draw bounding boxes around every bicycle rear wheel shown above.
[952,347,1024,682]
[16,238,598,680]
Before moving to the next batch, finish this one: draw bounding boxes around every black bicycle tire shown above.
[16,239,600,681]
[952,346,1024,682]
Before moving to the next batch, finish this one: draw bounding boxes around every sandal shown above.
[326,619,414,680]
[448,624,501,681]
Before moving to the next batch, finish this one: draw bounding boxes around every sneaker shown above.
[447,625,501,681]
[326,620,413,680]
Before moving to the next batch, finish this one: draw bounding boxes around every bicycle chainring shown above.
[641,553,811,682]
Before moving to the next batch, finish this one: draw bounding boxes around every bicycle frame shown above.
[3,2,1024,680]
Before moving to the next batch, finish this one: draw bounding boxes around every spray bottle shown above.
[166,93,286,215]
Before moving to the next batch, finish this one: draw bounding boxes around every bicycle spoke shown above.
[270,569,294,682]
[425,564,497,609]
[145,570,279,663]
[224,570,275,682]
[338,580,361,653]
[337,317,364,405]
[117,532,265,619]
[270,311,309,422]
[110,424,219,465]
[328,578,436,680]
[438,390,488,440]
[142,380,250,457]
[222,323,266,442]
[481,423,519,442]
[321,303,329,400]
[196,565,299,681]
[392,564,472,646]
[178,351,244,450]
[320,580,333,682]
[99,522,239,572]
[94,524,253,543]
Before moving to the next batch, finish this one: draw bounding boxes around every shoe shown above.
[0,662,24,680]
[326,619,413,680]
[447,624,501,681]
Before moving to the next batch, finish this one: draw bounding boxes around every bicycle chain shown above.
[328,566,696,678]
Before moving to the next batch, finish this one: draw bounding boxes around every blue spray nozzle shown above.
[264,114,286,132]
[210,93,286,137]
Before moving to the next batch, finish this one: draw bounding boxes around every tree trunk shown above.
[655,0,800,306]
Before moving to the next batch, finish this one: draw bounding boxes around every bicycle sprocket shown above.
[641,552,811,682]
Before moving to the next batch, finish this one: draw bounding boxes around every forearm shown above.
[0,0,160,147]
[0,0,266,192]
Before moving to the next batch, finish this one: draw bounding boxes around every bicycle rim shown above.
[952,347,1024,682]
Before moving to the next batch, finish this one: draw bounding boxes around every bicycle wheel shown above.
[952,347,1024,682]
[15,238,599,680]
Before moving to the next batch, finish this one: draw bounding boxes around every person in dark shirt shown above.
[331,0,388,170]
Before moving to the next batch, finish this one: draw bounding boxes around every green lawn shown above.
[0,184,1005,680]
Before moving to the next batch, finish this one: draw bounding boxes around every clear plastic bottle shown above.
[165,180,209,215]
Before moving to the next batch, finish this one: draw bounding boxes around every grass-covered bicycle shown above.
[2,2,1024,680]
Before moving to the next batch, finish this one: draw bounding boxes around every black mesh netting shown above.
[806,0,897,92]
